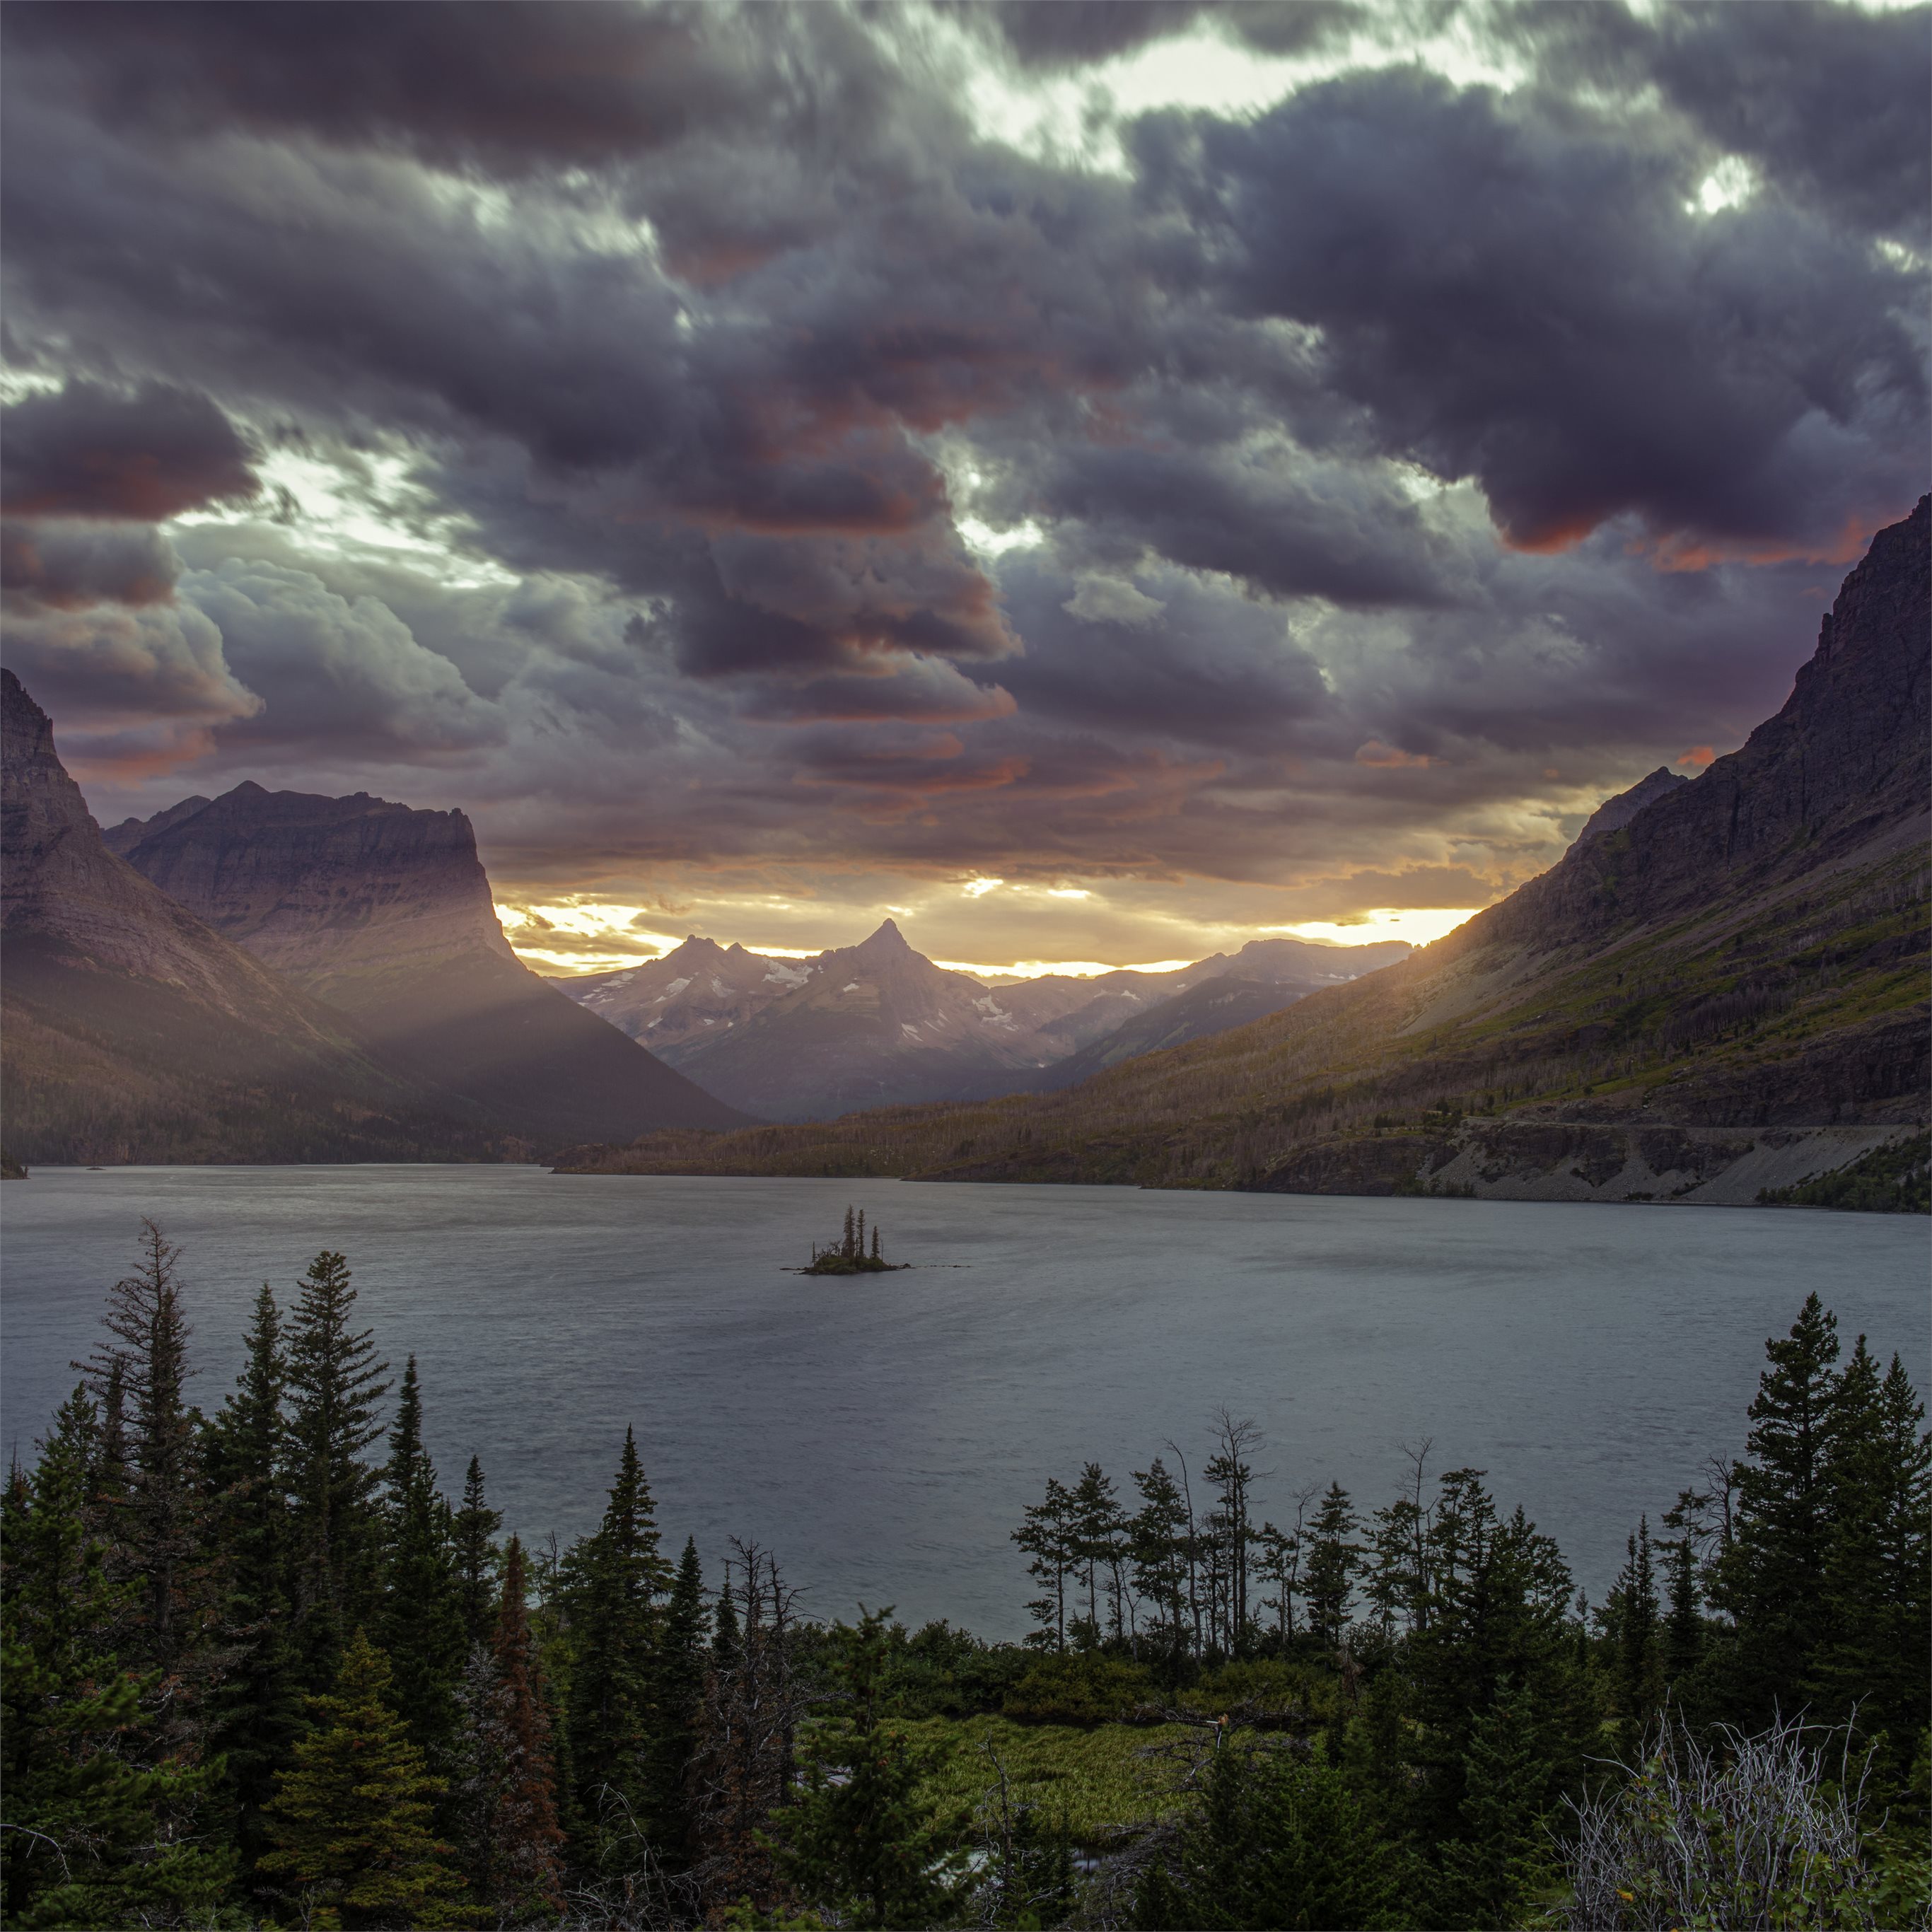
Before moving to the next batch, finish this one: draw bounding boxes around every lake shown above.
[3,1166,1924,1637]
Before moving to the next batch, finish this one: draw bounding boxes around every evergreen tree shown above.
[1131,1745,1395,1931]
[1013,1475,1077,1651]
[713,1567,741,1668]
[1814,1339,1931,1770]
[871,1224,883,1263]
[1709,1293,1841,1724]
[451,1455,504,1652]
[1131,1457,1194,1678]
[1658,1486,1709,1701]
[1605,1516,1663,1736]
[75,1218,208,1676]
[1433,1679,1557,1931]
[1068,1462,1127,1648]
[203,1282,303,1878]
[641,1537,711,1864]
[259,1629,461,1928]
[1303,1482,1360,1651]
[375,1357,464,1759]
[763,1605,965,1928]
[451,1540,564,1920]
[2,1390,234,1927]
[566,1426,673,1858]
[284,1250,392,1688]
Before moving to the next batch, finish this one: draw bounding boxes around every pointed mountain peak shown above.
[1576,765,1688,846]
[854,916,912,955]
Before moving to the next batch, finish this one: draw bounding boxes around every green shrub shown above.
[1003,1654,1158,1725]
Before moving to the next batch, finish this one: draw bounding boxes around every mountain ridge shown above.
[555,497,1930,1204]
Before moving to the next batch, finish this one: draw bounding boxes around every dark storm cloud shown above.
[1,380,260,520]
[1132,66,1926,552]
[4,0,1924,928]
[1512,0,1932,244]
[0,1,776,173]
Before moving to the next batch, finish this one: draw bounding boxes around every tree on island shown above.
[803,1206,904,1274]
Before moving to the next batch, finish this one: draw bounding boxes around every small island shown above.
[796,1204,909,1274]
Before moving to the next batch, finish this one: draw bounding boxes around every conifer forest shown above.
[4,1222,1927,1931]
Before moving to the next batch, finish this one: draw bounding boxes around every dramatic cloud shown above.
[1,380,260,520]
[0,0,1922,970]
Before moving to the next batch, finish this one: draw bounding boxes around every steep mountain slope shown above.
[1033,938,1410,1091]
[557,497,1929,1203]
[116,785,749,1143]
[0,670,488,1163]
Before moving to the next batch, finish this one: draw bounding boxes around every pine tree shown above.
[763,1605,965,1928]
[259,1629,461,1928]
[871,1224,883,1263]
[284,1250,392,1689]
[1068,1462,1127,1648]
[1709,1293,1841,1724]
[451,1455,504,1652]
[565,1426,673,1857]
[641,1537,711,1863]
[1013,1475,1078,1652]
[842,1205,856,1259]
[1303,1482,1360,1652]
[713,1568,741,1669]
[74,1218,208,1675]
[203,1282,303,1876]
[375,1357,464,1759]
[1658,1486,1709,1700]
[1130,1457,1193,1679]
[1815,1340,1931,1771]
[2,1390,233,1926]
[1606,1516,1663,1735]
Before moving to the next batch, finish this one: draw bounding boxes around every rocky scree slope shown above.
[0,670,490,1164]
[556,497,1929,1201]
[115,784,749,1144]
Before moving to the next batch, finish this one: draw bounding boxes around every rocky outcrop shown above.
[118,783,750,1144]
[1465,496,1930,956]
[1576,767,1686,844]
[1,670,488,1163]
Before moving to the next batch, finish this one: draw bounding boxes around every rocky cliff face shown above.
[1470,495,1929,955]
[119,780,748,1143]
[1,670,489,1163]
[114,783,516,992]
[1576,767,1686,844]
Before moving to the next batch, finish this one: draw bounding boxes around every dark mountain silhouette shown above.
[114,783,750,1144]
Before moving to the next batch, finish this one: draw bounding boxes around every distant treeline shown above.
[4,1226,1926,1929]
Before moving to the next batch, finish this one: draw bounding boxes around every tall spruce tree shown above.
[75,1219,208,1677]
[1303,1482,1360,1652]
[1814,1339,1931,1770]
[451,1455,504,1652]
[284,1250,392,1689]
[375,1358,464,1759]
[1709,1294,1841,1724]
[1432,1679,1558,1931]
[1,1390,234,1928]
[1130,1458,1193,1679]
[260,1629,460,1928]
[203,1283,303,1878]
[566,1427,673,1857]
[641,1537,711,1864]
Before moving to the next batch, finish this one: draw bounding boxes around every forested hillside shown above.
[5,1226,1926,1927]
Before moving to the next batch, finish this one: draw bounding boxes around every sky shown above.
[1,0,1925,978]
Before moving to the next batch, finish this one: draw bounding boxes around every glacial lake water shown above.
[3,1165,1925,1637]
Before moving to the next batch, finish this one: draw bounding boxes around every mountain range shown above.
[1,685,745,1163]
[556,496,1931,1206]
[557,924,1408,1119]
